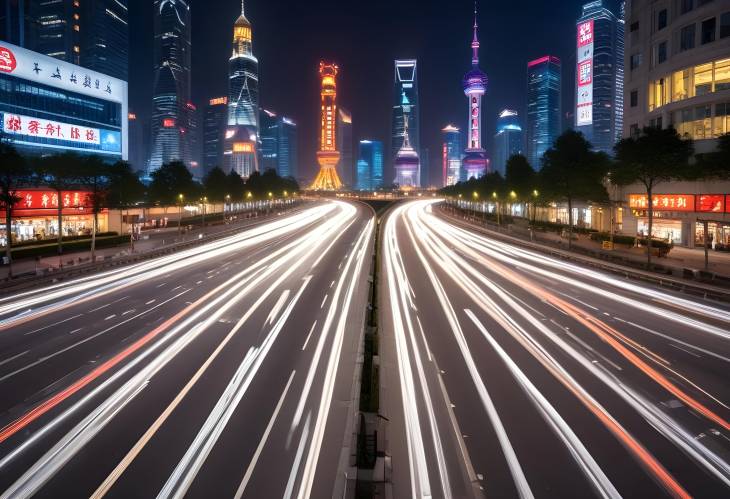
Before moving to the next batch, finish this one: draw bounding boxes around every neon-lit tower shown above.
[462,2,488,180]
[310,62,343,190]
[224,0,259,179]
[394,115,420,189]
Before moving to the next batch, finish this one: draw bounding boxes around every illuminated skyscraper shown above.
[462,3,488,180]
[394,115,420,189]
[493,109,523,176]
[526,55,562,169]
[356,140,383,191]
[575,0,624,155]
[224,1,259,179]
[310,62,343,190]
[149,0,192,174]
[391,60,420,179]
[260,109,298,178]
[203,97,228,174]
[441,125,462,187]
[337,107,354,186]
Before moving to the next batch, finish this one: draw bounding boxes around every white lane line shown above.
[284,413,311,499]
[156,282,167,288]
[122,309,136,316]
[0,350,29,367]
[104,315,117,321]
[145,300,156,305]
[233,370,296,499]
[267,290,291,326]
[669,343,702,358]
[171,285,183,292]
[320,294,328,309]
[88,303,111,313]
[24,314,84,335]
[196,280,203,285]
[302,321,317,351]
[329,280,335,289]
[69,328,83,335]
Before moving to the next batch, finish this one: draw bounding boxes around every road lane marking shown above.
[104,315,116,321]
[267,290,290,326]
[0,350,29,368]
[145,300,155,305]
[320,294,328,309]
[302,321,317,351]
[24,314,83,335]
[233,370,296,499]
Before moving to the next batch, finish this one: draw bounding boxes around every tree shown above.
[226,170,246,200]
[0,138,31,276]
[107,161,145,245]
[77,156,111,261]
[202,167,229,203]
[612,127,693,267]
[540,130,610,249]
[505,154,537,219]
[36,152,85,265]
[148,161,198,206]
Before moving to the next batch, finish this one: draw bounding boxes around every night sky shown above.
[129,0,622,183]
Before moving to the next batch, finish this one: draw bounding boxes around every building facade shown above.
[391,59,420,180]
[0,42,128,160]
[224,3,259,179]
[492,109,523,177]
[623,0,730,154]
[203,97,228,175]
[260,109,298,178]
[127,111,147,172]
[0,0,33,48]
[310,62,343,190]
[441,125,462,187]
[575,0,625,155]
[526,55,562,169]
[337,107,354,187]
[462,5,489,180]
[393,114,420,189]
[356,140,383,191]
[148,0,192,174]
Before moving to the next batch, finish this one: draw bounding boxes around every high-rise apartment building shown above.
[260,109,298,178]
[441,125,462,187]
[493,109,523,176]
[356,140,383,191]
[391,60,420,179]
[575,0,625,155]
[148,0,192,174]
[526,55,562,169]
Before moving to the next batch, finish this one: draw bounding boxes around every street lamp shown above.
[492,191,500,226]
[177,193,184,236]
[472,191,479,220]
[531,189,539,226]
[225,194,231,221]
[201,196,208,230]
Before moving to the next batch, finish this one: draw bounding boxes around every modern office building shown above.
[337,107,354,187]
[203,97,228,174]
[462,5,489,180]
[186,101,201,179]
[526,55,562,169]
[623,0,730,155]
[393,115,420,189]
[224,2,259,179]
[260,109,298,178]
[148,0,192,174]
[311,61,343,190]
[0,41,128,160]
[391,59,420,178]
[441,125,462,187]
[575,0,625,155]
[8,0,129,81]
[356,140,383,191]
[128,111,148,171]
[493,109,523,177]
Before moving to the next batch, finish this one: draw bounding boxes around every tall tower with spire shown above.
[394,113,421,189]
[310,62,344,190]
[462,1,488,180]
[224,0,260,179]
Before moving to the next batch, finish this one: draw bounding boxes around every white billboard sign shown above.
[576,20,594,127]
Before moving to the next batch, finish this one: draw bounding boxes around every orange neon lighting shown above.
[209,97,228,106]
[233,142,254,153]
[311,61,343,190]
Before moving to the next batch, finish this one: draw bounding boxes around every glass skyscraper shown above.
[203,97,228,174]
[148,0,192,174]
[356,140,383,191]
[391,60,420,179]
[492,109,523,177]
[526,55,562,169]
[337,107,353,187]
[441,125,462,187]
[575,0,625,155]
[260,109,298,179]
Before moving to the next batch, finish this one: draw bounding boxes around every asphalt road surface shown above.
[0,200,374,498]
[380,199,730,499]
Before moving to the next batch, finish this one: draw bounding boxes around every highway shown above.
[0,200,374,498]
[381,199,730,499]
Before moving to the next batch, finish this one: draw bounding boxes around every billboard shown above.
[696,195,725,213]
[629,194,695,212]
[576,20,594,127]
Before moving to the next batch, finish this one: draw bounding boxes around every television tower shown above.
[310,62,343,190]
[462,1,488,179]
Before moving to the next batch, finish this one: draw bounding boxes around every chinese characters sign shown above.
[3,113,101,145]
[629,194,695,212]
[576,20,594,127]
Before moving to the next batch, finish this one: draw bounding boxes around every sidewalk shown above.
[3,205,298,279]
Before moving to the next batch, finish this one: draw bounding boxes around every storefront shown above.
[0,189,107,246]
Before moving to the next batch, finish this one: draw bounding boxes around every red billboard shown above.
[696,195,725,213]
[629,194,695,211]
[1,190,97,218]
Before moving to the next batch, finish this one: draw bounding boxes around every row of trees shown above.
[442,127,730,266]
[0,142,299,274]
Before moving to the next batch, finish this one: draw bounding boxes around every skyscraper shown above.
[441,125,462,187]
[462,4,488,180]
[394,115,420,189]
[575,0,625,155]
[356,140,383,191]
[0,0,33,47]
[23,0,129,81]
[148,0,192,174]
[128,112,148,172]
[224,2,259,179]
[337,107,354,187]
[391,60,420,179]
[203,97,228,174]
[310,62,343,190]
[526,55,562,169]
[260,109,298,178]
[493,109,523,176]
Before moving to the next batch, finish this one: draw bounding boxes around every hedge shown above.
[590,232,638,246]
[531,220,597,234]
[10,232,119,249]
[10,235,130,260]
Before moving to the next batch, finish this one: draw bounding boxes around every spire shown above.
[471,1,480,66]
[241,0,245,16]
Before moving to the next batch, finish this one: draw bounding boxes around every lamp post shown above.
[201,196,207,231]
[492,191,500,226]
[177,193,184,237]
[472,191,479,221]
[225,194,231,222]
[531,189,539,240]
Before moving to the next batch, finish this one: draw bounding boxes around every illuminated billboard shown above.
[629,194,695,212]
[576,20,594,127]
[696,195,725,212]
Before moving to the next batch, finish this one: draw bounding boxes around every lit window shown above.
[694,62,713,96]
[672,69,690,101]
[714,58,730,91]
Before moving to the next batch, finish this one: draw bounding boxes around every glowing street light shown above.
[177,193,184,236]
